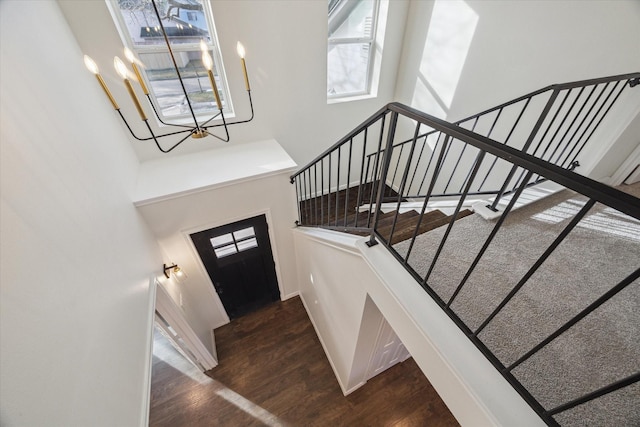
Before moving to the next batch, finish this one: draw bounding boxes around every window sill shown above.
[327,93,377,105]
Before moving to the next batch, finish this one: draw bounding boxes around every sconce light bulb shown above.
[175,267,184,277]
[236,42,245,59]
[202,51,213,71]
[114,56,128,79]
[84,55,99,75]
[200,40,208,52]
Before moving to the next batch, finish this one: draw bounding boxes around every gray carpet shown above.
[393,183,640,426]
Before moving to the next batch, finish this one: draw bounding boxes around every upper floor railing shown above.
[290,73,640,426]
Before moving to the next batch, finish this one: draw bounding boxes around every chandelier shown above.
[83,0,253,153]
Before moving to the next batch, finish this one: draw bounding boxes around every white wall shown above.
[0,2,163,426]
[135,152,299,346]
[394,1,640,176]
[59,0,410,165]
[396,0,640,120]
[292,229,373,393]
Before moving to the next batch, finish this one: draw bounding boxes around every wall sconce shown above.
[164,263,184,279]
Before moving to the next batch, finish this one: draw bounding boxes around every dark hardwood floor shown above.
[149,297,459,426]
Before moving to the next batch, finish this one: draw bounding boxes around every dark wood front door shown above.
[190,215,281,320]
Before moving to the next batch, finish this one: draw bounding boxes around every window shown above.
[108,0,231,121]
[210,227,258,258]
[327,0,380,99]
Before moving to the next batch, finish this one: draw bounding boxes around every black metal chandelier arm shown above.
[204,90,255,129]
[144,120,195,153]
[145,94,196,129]
[150,0,201,130]
[202,110,230,142]
[116,110,195,141]
[199,110,223,127]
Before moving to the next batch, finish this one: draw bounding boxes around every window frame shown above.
[105,0,234,124]
[327,0,381,100]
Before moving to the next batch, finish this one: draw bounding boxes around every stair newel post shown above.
[367,111,399,247]
[489,89,560,211]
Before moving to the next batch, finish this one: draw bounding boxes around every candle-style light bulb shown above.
[124,47,149,95]
[124,47,135,63]
[84,55,119,110]
[236,42,250,91]
[114,56,128,79]
[236,42,246,59]
[200,40,208,52]
[84,55,99,74]
[114,56,147,121]
[202,51,213,71]
[202,51,222,110]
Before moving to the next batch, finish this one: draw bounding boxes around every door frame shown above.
[155,280,218,370]
[182,208,286,322]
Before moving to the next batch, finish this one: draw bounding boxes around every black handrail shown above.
[292,72,640,183]
[290,72,640,426]
[385,102,640,219]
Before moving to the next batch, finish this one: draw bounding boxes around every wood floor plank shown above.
[149,297,459,426]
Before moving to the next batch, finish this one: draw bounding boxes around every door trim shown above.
[182,208,286,321]
[155,281,218,370]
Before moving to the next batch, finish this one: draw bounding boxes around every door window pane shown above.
[214,244,237,258]
[236,237,258,252]
[233,227,255,240]
[210,233,233,247]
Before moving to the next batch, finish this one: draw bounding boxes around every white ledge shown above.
[133,139,297,206]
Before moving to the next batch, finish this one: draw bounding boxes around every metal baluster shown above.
[549,84,606,166]
[451,116,479,194]
[313,163,318,226]
[335,145,341,226]
[417,133,443,196]
[489,91,559,211]
[475,199,597,336]
[301,170,307,225]
[407,133,430,195]
[367,115,387,228]
[307,169,313,225]
[390,144,405,198]
[355,129,368,228]
[545,85,599,166]
[388,122,421,244]
[528,89,571,159]
[320,157,325,225]
[328,152,332,226]
[507,265,640,373]
[294,177,301,225]
[447,171,534,307]
[368,112,398,247]
[344,139,353,227]
[423,148,486,284]
[546,372,640,417]
[404,133,451,265]
[562,80,628,168]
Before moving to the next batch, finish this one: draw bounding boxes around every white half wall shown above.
[0,2,163,426]
[292,227,546,426]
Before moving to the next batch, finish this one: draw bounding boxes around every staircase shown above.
[290,73,640,426]
[299,182,472,244]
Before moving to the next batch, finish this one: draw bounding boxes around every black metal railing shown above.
[290,73,640,426]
